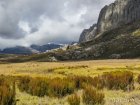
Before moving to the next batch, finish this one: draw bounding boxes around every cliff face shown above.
[79,0,140,43]
[97,0,140,34]
[79,24,97,43]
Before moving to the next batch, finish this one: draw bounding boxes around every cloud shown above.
[0,0,115,48]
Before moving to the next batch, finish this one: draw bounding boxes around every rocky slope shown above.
[2,0,140,62]
[79,24,97,43]
[79,0,140,43]
[31,43,63,52]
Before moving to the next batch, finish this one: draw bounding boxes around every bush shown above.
[68,93,80,105]
[28,78,49,97]
[0,75,16,105]
[18,77,49,97]
[137,74,140,84]
[83,86,104,105]
[92,76,104,89]
[48,78,75,97]
[18,76,75,98]
[102,71,134,91]
[17,76,31,92]
[71,76,94,89]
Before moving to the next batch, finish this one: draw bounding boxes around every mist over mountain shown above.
[0,43,64,54]
[0,0,115,49]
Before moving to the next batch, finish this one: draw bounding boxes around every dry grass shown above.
[0,59,140,105]
[0,59,140,77]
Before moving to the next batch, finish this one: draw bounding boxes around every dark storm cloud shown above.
[0,0,115,48]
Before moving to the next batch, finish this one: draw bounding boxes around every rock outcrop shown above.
[79,0,140,43]
[79,24,97,43]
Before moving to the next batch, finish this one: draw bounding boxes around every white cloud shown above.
[0,0,115,48]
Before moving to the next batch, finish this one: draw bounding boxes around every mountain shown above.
[1,0,140,62]
[79,24,97,43]
[0,46,35,54]
[0,43,64,54]
[76,0,140,59]
[30,43,63,52]
[79,0,140,43]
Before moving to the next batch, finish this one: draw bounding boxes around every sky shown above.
[0,0,115,49]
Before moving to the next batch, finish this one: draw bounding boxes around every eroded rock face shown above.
[79,0,140,43]
[97,0,140,34]
[79,24,97,43]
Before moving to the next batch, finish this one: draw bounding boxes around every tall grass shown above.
[137,74,140,84]
[0,75,16,105]
[102,71,134,91]
[18,77,75,97]
[18,71,134,99]
[68,93,80,105]
[83,85,104,105]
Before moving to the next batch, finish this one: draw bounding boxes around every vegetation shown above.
[0,75,16,105]
[83,86,104,105]
[132,29,140,37]
[18,76,75,98]
[137,74,140,84]
[0,60,139,105]
[101,71,134,91]
[68,93,80,105]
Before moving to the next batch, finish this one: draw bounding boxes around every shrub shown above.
[102,71,134,91]
[18,76,75,98]
[83,86,104,105]
[92,76,104,89]
[0,75,16,105]
[137,74,140,84]
[18,76,49,97]
[17,76,31,92]
[72,76,104,89]
[71,76,94,89]
[48,78,75,97]
[68,93,80,105]
[28,78,49,97]
[132,29,140,37]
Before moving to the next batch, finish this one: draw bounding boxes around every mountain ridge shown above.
[79,0,140,43]
[0,43,64,54]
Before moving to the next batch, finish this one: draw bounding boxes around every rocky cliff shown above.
[79,0,140,43]
[79,24,97,43]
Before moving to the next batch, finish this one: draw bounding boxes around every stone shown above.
[79,24,97,43]
[79,0,140,43]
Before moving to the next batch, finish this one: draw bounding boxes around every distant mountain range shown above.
[0,43,64,54]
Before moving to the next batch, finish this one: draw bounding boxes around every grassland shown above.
[1,59,140,105]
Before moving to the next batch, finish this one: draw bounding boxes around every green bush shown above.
[0,75,16,105]
[83,86,104,105]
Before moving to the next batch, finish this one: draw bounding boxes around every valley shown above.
[0,59,140,105]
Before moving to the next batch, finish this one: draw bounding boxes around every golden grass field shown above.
[1,59,140,105]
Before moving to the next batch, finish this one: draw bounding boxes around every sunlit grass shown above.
[0,59,140,105]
